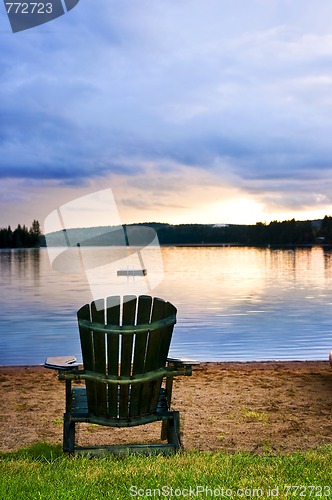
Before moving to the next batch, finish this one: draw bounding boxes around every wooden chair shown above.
[45,295,196,455]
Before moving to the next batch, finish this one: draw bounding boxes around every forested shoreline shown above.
[0,220,43,248]
[2,216,332,248]
[149,216,332,246]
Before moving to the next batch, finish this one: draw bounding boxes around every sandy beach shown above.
[1,361,332,454]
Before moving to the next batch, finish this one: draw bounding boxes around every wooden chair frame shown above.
[45,295,196,456]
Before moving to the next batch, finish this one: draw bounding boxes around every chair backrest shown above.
[77,295,177,420]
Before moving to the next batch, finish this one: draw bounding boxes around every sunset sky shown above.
[2,0,332,230]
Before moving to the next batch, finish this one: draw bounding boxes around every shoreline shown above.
[0,360,332,369]
[0,359,330,369]
[3,243,330,249]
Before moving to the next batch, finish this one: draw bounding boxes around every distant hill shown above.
[43,223,170,247]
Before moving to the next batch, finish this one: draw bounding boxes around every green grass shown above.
[1,443,332,499]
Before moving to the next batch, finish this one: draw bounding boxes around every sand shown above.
[1,361,332,454]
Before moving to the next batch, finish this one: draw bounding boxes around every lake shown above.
[1,246,332,365]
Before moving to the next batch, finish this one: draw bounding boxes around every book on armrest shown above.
[44,356,79,370]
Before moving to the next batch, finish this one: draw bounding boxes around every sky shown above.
[2,0,332,230]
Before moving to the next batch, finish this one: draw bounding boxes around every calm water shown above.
[1,246,332,365]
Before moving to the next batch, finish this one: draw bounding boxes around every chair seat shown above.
[68,386,171,426]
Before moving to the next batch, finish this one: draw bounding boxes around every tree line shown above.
[155,217,332,246]
[42,216,332,247]
[0,220,43,248]
[2,216,332,248]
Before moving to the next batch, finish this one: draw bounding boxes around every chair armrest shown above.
[44,356,79,371]
[166,357,200,377]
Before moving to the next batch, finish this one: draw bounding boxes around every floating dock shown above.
[117,269,147,276]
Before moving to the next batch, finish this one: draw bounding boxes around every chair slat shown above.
[145,297,167,371]
[77,304,93,369]
[91,299,107,416]
[130,296,152,417]
[106,295,121,376]
[77,303,97,413]
[158,301,177,366]
[91,299,106,374]
[121,296,137,374]
[133,295,152,374]
[106,296,121,417]
[139,298,166,414]
[119,296,136,418]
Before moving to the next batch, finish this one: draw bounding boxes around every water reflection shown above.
[1,246,332,365]
[152,247,332,362]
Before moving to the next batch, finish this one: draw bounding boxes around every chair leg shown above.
[63,414,75,454]
[166,412,181,450]
[161,419,168,441]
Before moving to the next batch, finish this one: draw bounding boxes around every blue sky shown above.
[1,0,332,229]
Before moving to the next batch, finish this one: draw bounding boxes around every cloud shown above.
[1,0,332,224]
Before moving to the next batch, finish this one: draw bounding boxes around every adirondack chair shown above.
[45,295,196,455]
